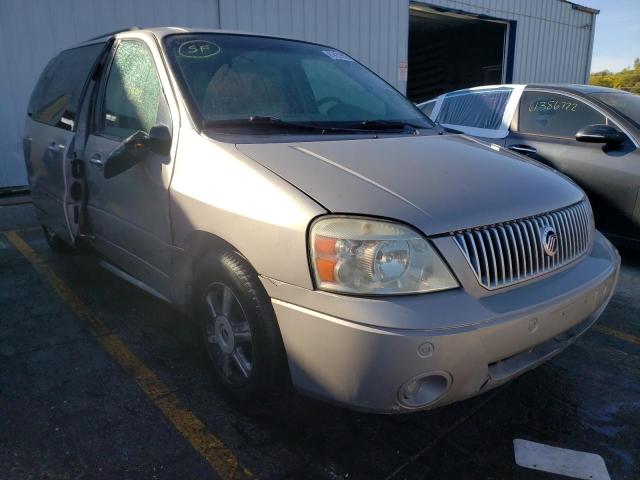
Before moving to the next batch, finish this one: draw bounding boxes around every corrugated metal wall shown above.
[0,0,595,188]
[0,0,410,188]
[415,0,596,84]
[0,0,222,188]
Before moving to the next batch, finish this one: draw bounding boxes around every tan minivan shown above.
[24,27,619,412]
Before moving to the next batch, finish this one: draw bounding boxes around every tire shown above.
[41,225,72,252]
[193,251,290,408]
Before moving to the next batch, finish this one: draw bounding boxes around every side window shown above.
[518,91,606,138]
[28,43,105,131]
[99,40,170,140]
[419,100,436,118]
[301,58,386,118]
[435,89,512,129]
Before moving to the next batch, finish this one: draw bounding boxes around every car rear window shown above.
[435,88,512,129]
[28,43,105,131]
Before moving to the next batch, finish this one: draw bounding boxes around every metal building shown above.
[0,0,598,189]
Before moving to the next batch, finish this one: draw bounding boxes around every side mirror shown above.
[576,124,625,146]
[104,125,172,179]
[148,124,172,155]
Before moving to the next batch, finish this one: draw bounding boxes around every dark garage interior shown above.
[407,7,508,103]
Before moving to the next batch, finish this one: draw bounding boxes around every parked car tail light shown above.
[309,216,458,295]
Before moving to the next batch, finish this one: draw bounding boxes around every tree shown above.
[590,59,640,93]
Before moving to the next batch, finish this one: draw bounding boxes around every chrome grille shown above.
[453,202,593,289]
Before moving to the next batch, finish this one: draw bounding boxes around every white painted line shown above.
[514,439,610,480]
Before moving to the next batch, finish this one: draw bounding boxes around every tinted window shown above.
[28,43,105,131]
[163,34,433,133]
[590,91,640,128]
[419,100,436,118]
[100,40,170,140]
[518,91,606,138]
[435,89,512,129]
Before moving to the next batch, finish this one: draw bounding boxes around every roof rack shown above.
[84,26,140,42]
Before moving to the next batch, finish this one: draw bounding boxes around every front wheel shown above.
[193,251,290,407]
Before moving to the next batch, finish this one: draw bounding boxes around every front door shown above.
[83,38,175,294]
[506,90,640,241]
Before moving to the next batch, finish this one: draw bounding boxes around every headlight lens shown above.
[309,217,458,295]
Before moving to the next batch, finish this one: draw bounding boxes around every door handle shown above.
[89,154,104,169]
[508,145,537,154]
[46,141,64,153]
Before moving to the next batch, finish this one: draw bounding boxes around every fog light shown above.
[398,372,451,408]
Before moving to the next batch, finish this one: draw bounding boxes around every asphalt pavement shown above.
[1,201,638,479]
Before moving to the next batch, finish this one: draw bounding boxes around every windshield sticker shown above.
[529,100,578,112]
[179,40,221,59]
[322,50,354,62]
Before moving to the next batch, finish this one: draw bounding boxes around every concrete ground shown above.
[1,201,638,479]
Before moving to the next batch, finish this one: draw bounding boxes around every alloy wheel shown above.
[201,282,253,386]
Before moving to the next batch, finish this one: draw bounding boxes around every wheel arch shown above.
[170,229,254,313]
[188,232,293,403]
[186,229,243,265]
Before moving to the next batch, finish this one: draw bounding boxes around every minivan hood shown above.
[235,134,584,235]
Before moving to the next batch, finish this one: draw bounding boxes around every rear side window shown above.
[28,43,105,131]
[518,91,606,138]
[435,89,512,129]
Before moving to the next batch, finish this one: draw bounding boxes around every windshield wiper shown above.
[356,119,429,132]
[205,116,368,134]
[248,116,319,129]
[204,116,325,132]
[204,116,429,134]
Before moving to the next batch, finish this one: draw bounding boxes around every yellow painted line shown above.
[4,230,252,479]
[594,325,640,348]
[0,225,40,234]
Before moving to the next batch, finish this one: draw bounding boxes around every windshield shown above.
[163,33,433,133]
[589,92,640,128]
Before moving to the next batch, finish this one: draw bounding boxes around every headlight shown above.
[309,216,458,295]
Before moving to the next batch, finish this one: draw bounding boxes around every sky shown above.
[580,0,640,73]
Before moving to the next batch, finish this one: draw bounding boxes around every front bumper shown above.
[263,232,620,413]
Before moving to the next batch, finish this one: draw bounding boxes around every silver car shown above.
[24,28,620,413]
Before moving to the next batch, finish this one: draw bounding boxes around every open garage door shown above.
[407,5,509,103]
